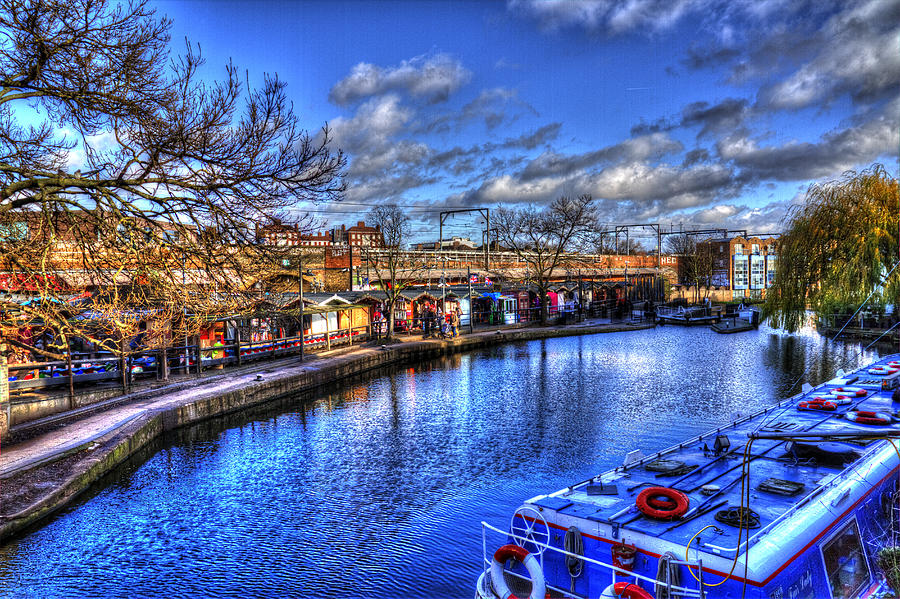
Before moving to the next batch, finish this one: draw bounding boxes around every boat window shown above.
[820,519,871,599]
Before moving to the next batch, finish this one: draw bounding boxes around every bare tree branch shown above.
[0,0,345,361]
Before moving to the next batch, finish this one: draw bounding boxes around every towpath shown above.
[0,318,652,541]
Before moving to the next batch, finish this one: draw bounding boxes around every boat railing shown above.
[480,520,704,598]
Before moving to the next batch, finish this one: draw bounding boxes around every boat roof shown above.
[528,353,900,570]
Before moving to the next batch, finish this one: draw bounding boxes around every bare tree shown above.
[362,205,429,340]
[493,195,597,324]
[596,235,646,256]
[665,233,714,304]
[0,0,345,362]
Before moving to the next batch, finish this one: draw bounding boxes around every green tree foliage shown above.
[765,164,899,332]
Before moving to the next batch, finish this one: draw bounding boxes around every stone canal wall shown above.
[0,322,650,542]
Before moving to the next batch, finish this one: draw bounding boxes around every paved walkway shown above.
[0,342,363,478]
[0,317,639,480]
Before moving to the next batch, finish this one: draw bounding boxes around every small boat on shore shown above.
[656,304,721,325]
[476,355,900,599]
[712,306,761,334]
[711,318,756,333]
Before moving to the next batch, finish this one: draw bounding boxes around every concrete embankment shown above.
[0,321,650,542]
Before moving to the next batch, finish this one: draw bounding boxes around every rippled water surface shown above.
[0,325,889,598]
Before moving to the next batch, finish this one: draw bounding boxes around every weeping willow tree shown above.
[765,164,899,332]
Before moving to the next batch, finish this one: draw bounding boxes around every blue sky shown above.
[157,0,899,244]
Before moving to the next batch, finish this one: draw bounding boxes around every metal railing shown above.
[7,299,638,393]
[480,520,703,598]
[6,325,372,392]
[394,299,631,334]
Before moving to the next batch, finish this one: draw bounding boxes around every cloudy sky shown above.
[160,0,899,244]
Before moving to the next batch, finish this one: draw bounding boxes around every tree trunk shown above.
[0,332,9,443]
[161,346,169,381]
[120,339,128,393]
[385,299,395,340]
[539,289,548,325]
[66,349,75,409]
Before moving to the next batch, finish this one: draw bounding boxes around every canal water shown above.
[0,325,889,598]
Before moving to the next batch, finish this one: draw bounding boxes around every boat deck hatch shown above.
[757,477,805,496]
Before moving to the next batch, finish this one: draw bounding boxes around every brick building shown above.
[257,221,332,247]
[701,236,778,301]
[332,221,383,248]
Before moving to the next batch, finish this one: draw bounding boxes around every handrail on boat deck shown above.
[559,391,805,496]
[480,520,704,598]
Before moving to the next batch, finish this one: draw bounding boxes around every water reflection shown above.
[0,325,888,599]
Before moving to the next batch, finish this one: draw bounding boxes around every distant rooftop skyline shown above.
[155,0,898,243]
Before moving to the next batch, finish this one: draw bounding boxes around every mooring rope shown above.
[564,525,584,591]
[654,551,681,599]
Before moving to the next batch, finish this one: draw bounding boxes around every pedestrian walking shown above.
[450,310,459,337]
[424,305,434,338]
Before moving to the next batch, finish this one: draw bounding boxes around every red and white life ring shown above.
[869,366,899,376]
[798,398,837,411]
[833,386,867,398]
[490,544,545,599]
[636,487,689,520]
[813,394,853,405]
[599,581,656,599]
[846,410,893,426]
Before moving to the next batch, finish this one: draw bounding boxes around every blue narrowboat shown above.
[477,356,900,599]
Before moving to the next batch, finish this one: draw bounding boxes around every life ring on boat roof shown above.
[869,365,899,375]
[813,394,853,405]
[636,487,689,520]
[490,544,545,599]
[833,386,867,397]
[599,581,656,599]
[798,398,837,411]
[846,410,893,426]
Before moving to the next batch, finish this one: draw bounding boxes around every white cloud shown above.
[588,162,734,205]
[761,27,900,110]
[329,53,472,106]
[507,0,710,34]
[717,104,899,181]
[329,95,413,154]
[521,133,684,180]
[450,159,737,214]
[350,141,431,178]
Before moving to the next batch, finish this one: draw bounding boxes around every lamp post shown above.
[467,265,474,334]
[298,254,305,362]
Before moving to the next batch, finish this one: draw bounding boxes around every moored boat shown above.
[476,355,900,599]
[656,304,722,325]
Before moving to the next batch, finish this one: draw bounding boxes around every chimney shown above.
[358,221,365,227]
